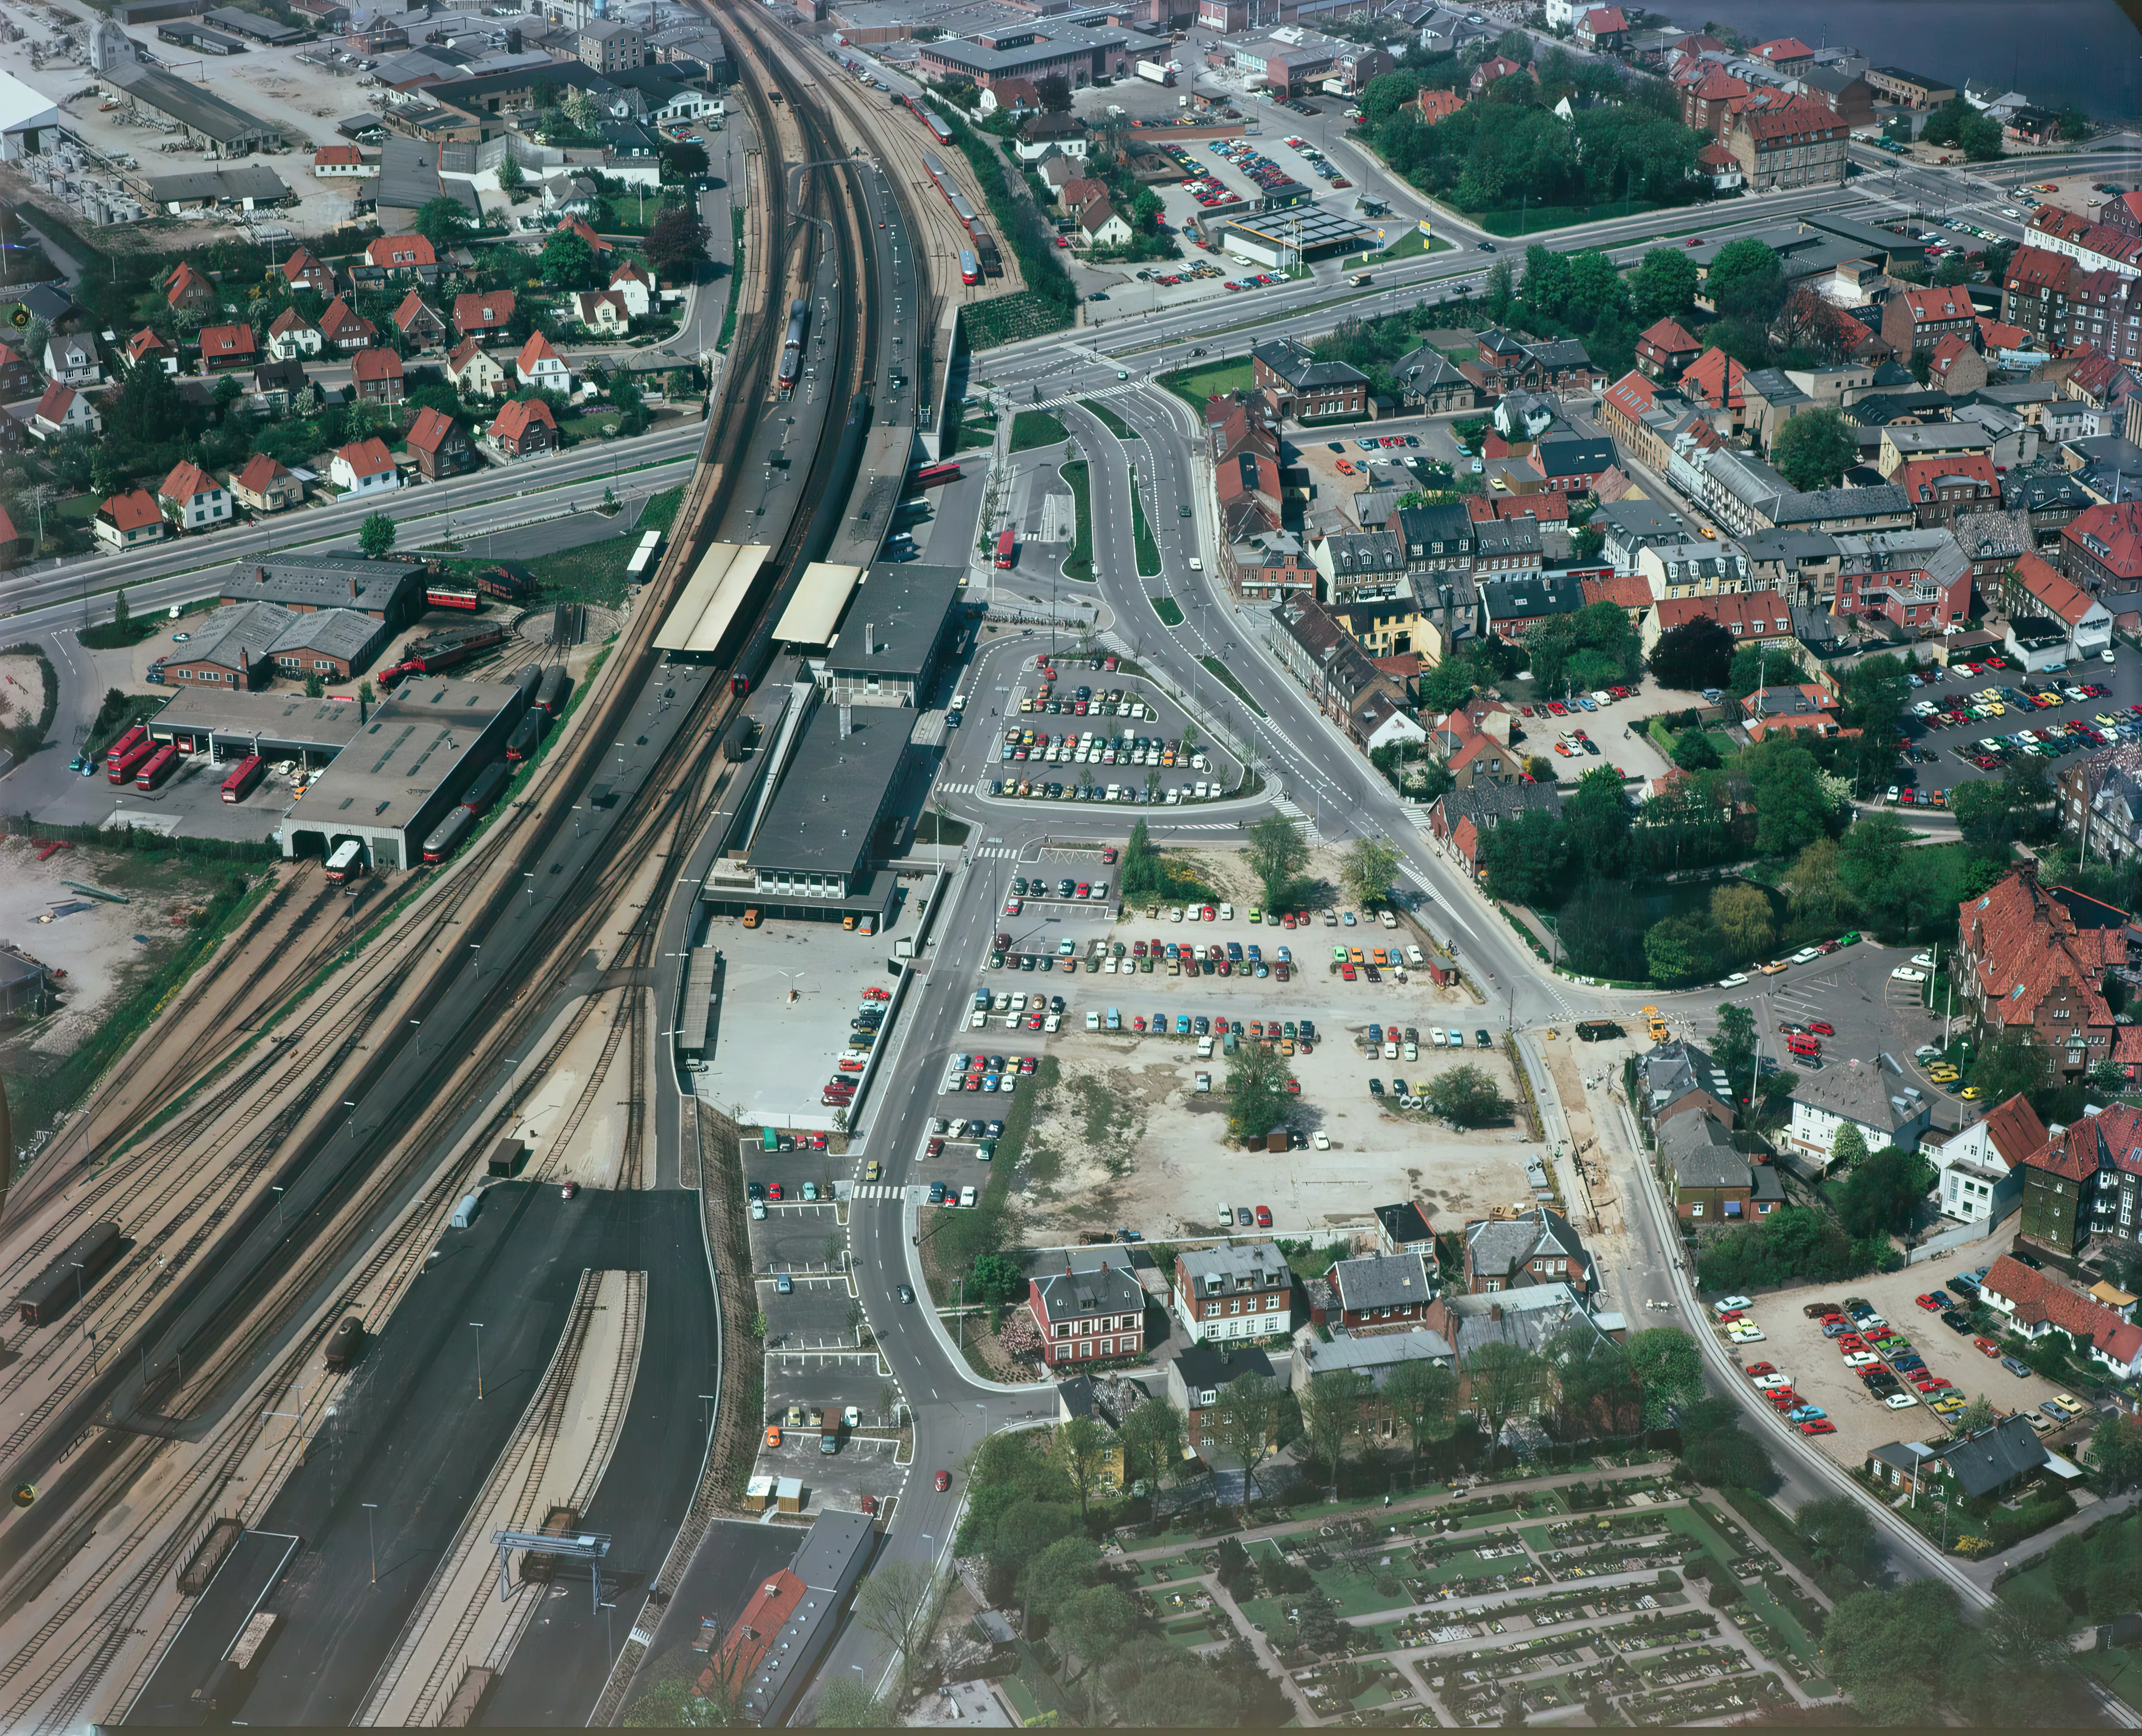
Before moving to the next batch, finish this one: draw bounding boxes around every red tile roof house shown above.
[31,382,101,442]
[1881,285,1979,357]
[1680,346,1746,431]
[319,297,378,354]
[329,435,400,497]
[1638,590,1794,659]
[1926,329,1989,395]
[2004,550,2114,661]
[1752,35,1815,70]
[391,290,447,351]
[350,346,406,406]
[230,452,303,515]
[94,488,168,553]
[364,234,437,276]
[157,460,229,531]
[1980,1253,2142,1380]
[2011,1097,2142,1255]
[265,307,322,362]
[404,406,474,479]
[1026,1252,1146,1366]
[2062,499,2142,596]
[445,338,506,399]
[125,327,177,374]
[452,291,516,340]
[1956,866,2123,1087]
[489,395,558,459]
[1574,5,1626,49]
[280,247,336,296]
[554,215,613,261]
[515,333,570,393]
[1930,1091,2045,1225]
[163,260,215,314]
[196,322,257,374]
[1893,451,1999,530]
[1635,316,1702,381]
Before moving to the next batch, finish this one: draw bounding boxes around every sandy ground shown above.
[1011,894,1540,1241]
[0,655,44,737]
[510,987,640,1191]
[1712,1252,2092,1474]
[0,833,220,1065]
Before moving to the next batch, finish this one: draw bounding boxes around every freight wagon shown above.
[16,1220,123,1326]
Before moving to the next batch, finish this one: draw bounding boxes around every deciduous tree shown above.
[1298,1367,1369,1495]
[1243,813,1310,910]
[1770,404,1857,491]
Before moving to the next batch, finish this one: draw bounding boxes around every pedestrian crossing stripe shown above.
[849,1184,908,1200]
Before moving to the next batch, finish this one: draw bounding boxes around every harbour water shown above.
[1664,0,2141,120]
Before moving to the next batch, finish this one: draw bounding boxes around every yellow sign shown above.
[1417,217,1434,237]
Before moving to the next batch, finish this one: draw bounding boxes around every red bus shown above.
[135,744,180,791]
[994,529,1015,569]
[105,725,147,768]
[910,461,961,490]
[221,754,265,803]
[109,739,157,785]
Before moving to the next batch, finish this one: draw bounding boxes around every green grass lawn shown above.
[1376,227,1455,261]
[1159,357,1254,409]
[1666,1503,1741,1569]
[1079,398,1138,439]
[1129,468,1161,578]
[1011,409,1068,453]
[1473,197,1677,237]
[54,493,98,522]
[1199,656,1267,718]
[1152,596,1184,626]
[1060,459,1094,581]
[436,526,643,609]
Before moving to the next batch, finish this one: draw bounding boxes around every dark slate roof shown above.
[1478,572,1582,620]
[1032,1252,1143,1321]
[1376,1200,1434,1245]
[1533,435,1616,478]
[1328,1250,1433,1312]
[1173,1341,1275,1397]
[1393,500,1473,551]
[1936,1413,2047,1498]
[1253,336,1368,392]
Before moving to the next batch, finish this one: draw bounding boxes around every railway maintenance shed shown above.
[147,689,367,764]
[276,679,528,870]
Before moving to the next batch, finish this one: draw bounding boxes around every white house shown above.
[329,436,400,497]
[1784,1055,1933,1167]
[2010,553,2113,666]
[266,308,323,361]
[1364,708,1428,753]
[515,332,571,393]
[42,333,101,387]
[1931,1092,2045,1225]
[607,260,654,319]
[1543,0,1584,25]
[157,460,230,532]
[31,381,101,441]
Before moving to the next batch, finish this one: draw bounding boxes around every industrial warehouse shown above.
[276,677,532,870]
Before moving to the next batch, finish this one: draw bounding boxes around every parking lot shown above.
[955,894,1540,1240]
[1715,1258,2090,1474]
[984,663,1245,805]
[695,904,916,1130]
[1900,658,2137,802]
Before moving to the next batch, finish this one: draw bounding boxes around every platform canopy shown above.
[773,562,864,649]
[654,542,772,656]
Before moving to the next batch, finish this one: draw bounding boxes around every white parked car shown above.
[1717,972,1749,988]
[1892,967,1928,983]
[1911,951,1936,968]
[1713,1295,1753,1313]
[1885,1391,1918,1408]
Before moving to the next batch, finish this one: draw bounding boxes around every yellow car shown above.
[1927,1065,1960,1082]
[864,1159,882,1182]
[2049,1394,2085,1417]
[1961,1085,1982,1100]
[1760,960,1789,975]
[1986,702,2005,716]
[2098,713,2121,728]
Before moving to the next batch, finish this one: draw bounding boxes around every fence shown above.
[1905,1206,2011,1266]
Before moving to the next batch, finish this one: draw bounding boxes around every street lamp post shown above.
[411,1018,422,1057]
[363,1502,379,1584]
[470,1321,485,1399]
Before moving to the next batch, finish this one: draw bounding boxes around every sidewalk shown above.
[1964,1487,2141,1589]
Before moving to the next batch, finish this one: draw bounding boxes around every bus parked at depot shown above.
[108,736,157,784]
[220,754,265,803]
[324,839,366,883]
[134,744,180,791]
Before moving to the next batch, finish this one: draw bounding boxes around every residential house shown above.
[1956,866,2124,1083]
[2012,1102,2142,1258]
[1678,62,1751,137]
[1311,529,1407,601]
[1469,53,1528,94]
[1636,542,1755,600]
[251,359,311,416]
[1637,589,1793,659]
[1170,1241,1293,1346]
[346,347,404,407]
[1696,142,1745,193]
[404,406,474,479]
[1526,433,1617,494]
[1741,529,1844,607]
[553,215,614,264]
[1830,527,1973,634]
[1428,702,1528,789]
[124,327,177,375]
[265,308,322,362]
[157,460,229,532]
[163,260,215,314]
[1428,778,1562,879]
[1388,342,1476,412]
[1216,446,1283,540]
[1635,317,1703,382]
[1866,1440,1939,1497]
[1228,532,1319,604]
[195,323,256,374]
[312,143,373,178]
[2063,500,2142,598]
[1642,1038,1736,1135]
[318,298,377,353]
[1725,94,1848,192]
[1308,1250,1434,1330]
[1926,331,1989,395]
[490,395,558,459]
[280,247,336,296]
[329,436,400,496]
[445,338,506,399]
[31,382,100,442]
[1425,1286,1622,1410]
[452,291,517,340]
[1951,507,2035,587]
[1026,1250,1146,1366]
[1164,1342,1277,1455]
[364,233,437,276]
[608,259,655,318]
[1657,1110,1756,1223]
[2006,550,2114,663]
[1865,66,1957,108]
[1680,347,1747,431]
[515,333,570,393]
[1980,1252,2142,1380]
[1459,329,1598,398]
[574,289,632,335]
[1388,500,1474,576]
[1270,592,1410,740]
[1290,1332,1456,1442]
[1077,200,1133,248]
[1882,284,1980,357]
[1741,682,1844,740]
[1574,6,1626,50]
[0,343,31,398]
[1784,1054,1934,1166]
[1252,337,1369,422]
[94,488,168,553]
[2059,742,2142,864]
[1932,1092,2046,1225]
[391,290,446,351]
[1373,1200,1437,1257]
[1331,597,1433,658]
[229,452,302,515]
[1752,35,1815,70]
[42,332,100,387]
[1459,1207,1596,1301]
[1477,570,1578,638]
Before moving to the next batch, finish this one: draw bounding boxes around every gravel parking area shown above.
[1715,1257,2083,1471]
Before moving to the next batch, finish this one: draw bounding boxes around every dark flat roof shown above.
[824,562,961,681]
[750,701,911,879]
